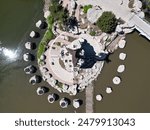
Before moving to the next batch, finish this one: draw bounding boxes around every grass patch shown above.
[37,16,54,60]
[83,5,92,13]
[37,41,46,59]
[90,30,96,36]
[38,1,70,61]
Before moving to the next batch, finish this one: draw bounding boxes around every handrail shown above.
[129,14,150,40]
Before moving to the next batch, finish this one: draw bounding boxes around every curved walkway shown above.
[45,34,75,85]
[44,30,104,85]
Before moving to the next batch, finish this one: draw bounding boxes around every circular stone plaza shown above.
[35,0,149,97]
[39,33,108,95]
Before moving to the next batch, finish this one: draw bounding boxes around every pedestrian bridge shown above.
[129,15,150,40]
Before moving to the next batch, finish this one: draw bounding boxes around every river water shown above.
[94,32,150,112]
[0,1,150,113]
[0,0,85,113]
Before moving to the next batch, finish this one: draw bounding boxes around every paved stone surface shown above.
[77,0,150,40]
[85,84,93,113]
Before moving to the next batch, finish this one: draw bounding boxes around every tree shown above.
[96,11,117,33]
[65,16,78,30]
[50,0,63,19]
[59,8,69,24]
[49,0,69,27]
[83,4,92,13]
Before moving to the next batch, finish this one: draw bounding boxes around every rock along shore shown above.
[43,0,51,13]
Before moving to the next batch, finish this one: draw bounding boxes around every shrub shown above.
[83,5,92,13]
[96,11,117,33]
[90,30,96,36]
[50,0,69,24]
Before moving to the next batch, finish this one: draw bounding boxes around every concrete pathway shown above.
[85,83,94,113]
[77,0,150,40]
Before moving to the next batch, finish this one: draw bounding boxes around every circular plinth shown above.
[25,42,32,50]
[113,76,121,85]
[119,53,126,60]
[29,75,41,85]
[96,94,103,101]
[36,20,42,28]
[44,11,50,19]
[118,40,126,49]
[23,53,34,61]
[30,31,36,38]
[59,98,69,108]
[106,87,113,94]
[48,94,56,103]
[40,54,46,61]
[37,86,48,95]
[24,65,36,74]
[117,65,125,73]
[36,87,45,95]
[36,20,47,29]
[73,99,81,109]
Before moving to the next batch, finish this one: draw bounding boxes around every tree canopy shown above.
[83,4,92,13]
[49,0,69,24]
[96,11,117,33]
